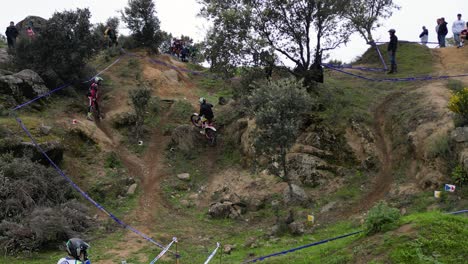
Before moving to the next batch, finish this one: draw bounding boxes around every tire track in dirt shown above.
[353,92,403,214]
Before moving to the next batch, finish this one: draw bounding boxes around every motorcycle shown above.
[190,113,217,146]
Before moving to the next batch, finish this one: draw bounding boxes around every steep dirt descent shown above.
[352,46,467,214]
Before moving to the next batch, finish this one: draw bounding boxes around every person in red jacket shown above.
[87,77,103,120]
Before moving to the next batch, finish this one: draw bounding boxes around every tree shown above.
[200,0,351,85]
[129,88,151,141]
[13,8,98,84]
[344,0,400,44]
[121,0,163,52]
[249,78,314,191]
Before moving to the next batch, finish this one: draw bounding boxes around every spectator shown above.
[438,17,448,47]
[27,26,35,41]
[419,26,429,45]
[5,21,18,49]
[461,22,468,47]
[387,29,398,74]
[452,14,465,48]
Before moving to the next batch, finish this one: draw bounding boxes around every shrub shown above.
[364,202,400,235]
[129,87,151,141]
[0,157,92,254]
[451,165,468,186]
[426,133,451,159]
[448,87,468,123]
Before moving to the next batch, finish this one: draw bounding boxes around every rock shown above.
[180,199,191,208]
[127,183,138,195]
[223,244,234,254]
[163,69,180,83]
[400,207,407,215]
[20,141,63,165]
[208,202,233,219]
[171,125,202,153]
[177,173,191,181]
[218,96,227,105]
[288,221,305,235]
[16,16,47,35]
[0,69,13,76]
[244,237,258,248]
[40,124,52,135]
[287,153,335,187]
[451,127,468,143]
[0,48,11,66]
[320,201,337,213]
[188,193,199,200]
[283,184,309,206]
[0,69,48,107]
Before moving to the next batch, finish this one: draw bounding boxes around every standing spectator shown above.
[460,22,468,47]
[419,26,429,45]
[452,14,465,48]
[26,26,35,41]
[438,17,448,47]
[5,21,18,49]
[387,29,398,74]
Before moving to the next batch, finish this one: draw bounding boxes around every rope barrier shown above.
[374,40,440,45]
[323,64,468,82]
[11,56,123,111]
[322,63,386,72]
[204,242,220,264]
[243,231,363,263]
[149,237,177,264]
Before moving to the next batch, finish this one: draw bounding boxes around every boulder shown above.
[0,49,11,66]
[40,124,52,135]
[208,201,243,219]
[177,173,191,181]
[127,183,137,195]
[288,221,305,235]
[223,244,234,254]
[0,69,48,106]
[16,16,47,35]
[283,184,309,206]
[287,153,334,187]
[451,127,468,143]
[20,141,63,165]
[171,124,202,153]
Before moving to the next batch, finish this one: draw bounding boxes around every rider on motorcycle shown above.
[57,238,91,264]
[199,97,214,124]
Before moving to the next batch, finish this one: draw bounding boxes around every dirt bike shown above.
[191,113,217,146]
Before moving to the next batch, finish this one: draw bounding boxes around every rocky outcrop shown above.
[171,124,203,153]
[208,201,243,219]
[0,69,48,107]
[0,48,11,66]
[283,184,309,206]
[16,16,47,35]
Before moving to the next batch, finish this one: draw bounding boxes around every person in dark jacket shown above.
[419,26,429,45]
[387,29,398,74]
[438,17,448,47]
[199,97,214,124]
[5,21,18,49]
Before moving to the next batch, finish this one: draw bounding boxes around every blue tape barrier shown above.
[12,56,122,111]
[374,40,440,45]
[149,237,177,264]
[14,117,169,251]
[242,209,468,263]
[323,64,468,82]
[243,231,363,263]
[322,63,386,72]
[204,242,220,264]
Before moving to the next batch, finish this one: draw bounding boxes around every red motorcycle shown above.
[191,113,217,146]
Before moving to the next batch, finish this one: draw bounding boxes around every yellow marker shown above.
[307,215,314,223]
[434,191,441,198]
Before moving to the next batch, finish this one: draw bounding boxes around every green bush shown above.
[448,87,468,123]
[451,165,468,186]
[365,202,400,235]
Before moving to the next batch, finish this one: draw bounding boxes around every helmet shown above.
[199,97,206,104]
[66,238,90,261]
[388,29,396,33]
[94,76,103,84]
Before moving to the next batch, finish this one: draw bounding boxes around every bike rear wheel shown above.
[191,114,202,127]
[205,129,217,146]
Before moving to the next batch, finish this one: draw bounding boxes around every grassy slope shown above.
[2,44,467,264]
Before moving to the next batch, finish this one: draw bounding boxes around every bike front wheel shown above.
[191,114,202,128]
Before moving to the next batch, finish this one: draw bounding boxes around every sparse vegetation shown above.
[364,202,400,235]
[448,87,468,124]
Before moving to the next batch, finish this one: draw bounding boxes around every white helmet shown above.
[94,76,103,84]
[199,97,206,104]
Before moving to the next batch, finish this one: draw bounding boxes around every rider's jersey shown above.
[199,103,214,120]
[57,257,91,264]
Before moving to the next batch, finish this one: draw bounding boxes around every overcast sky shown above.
[1,0,467,63]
